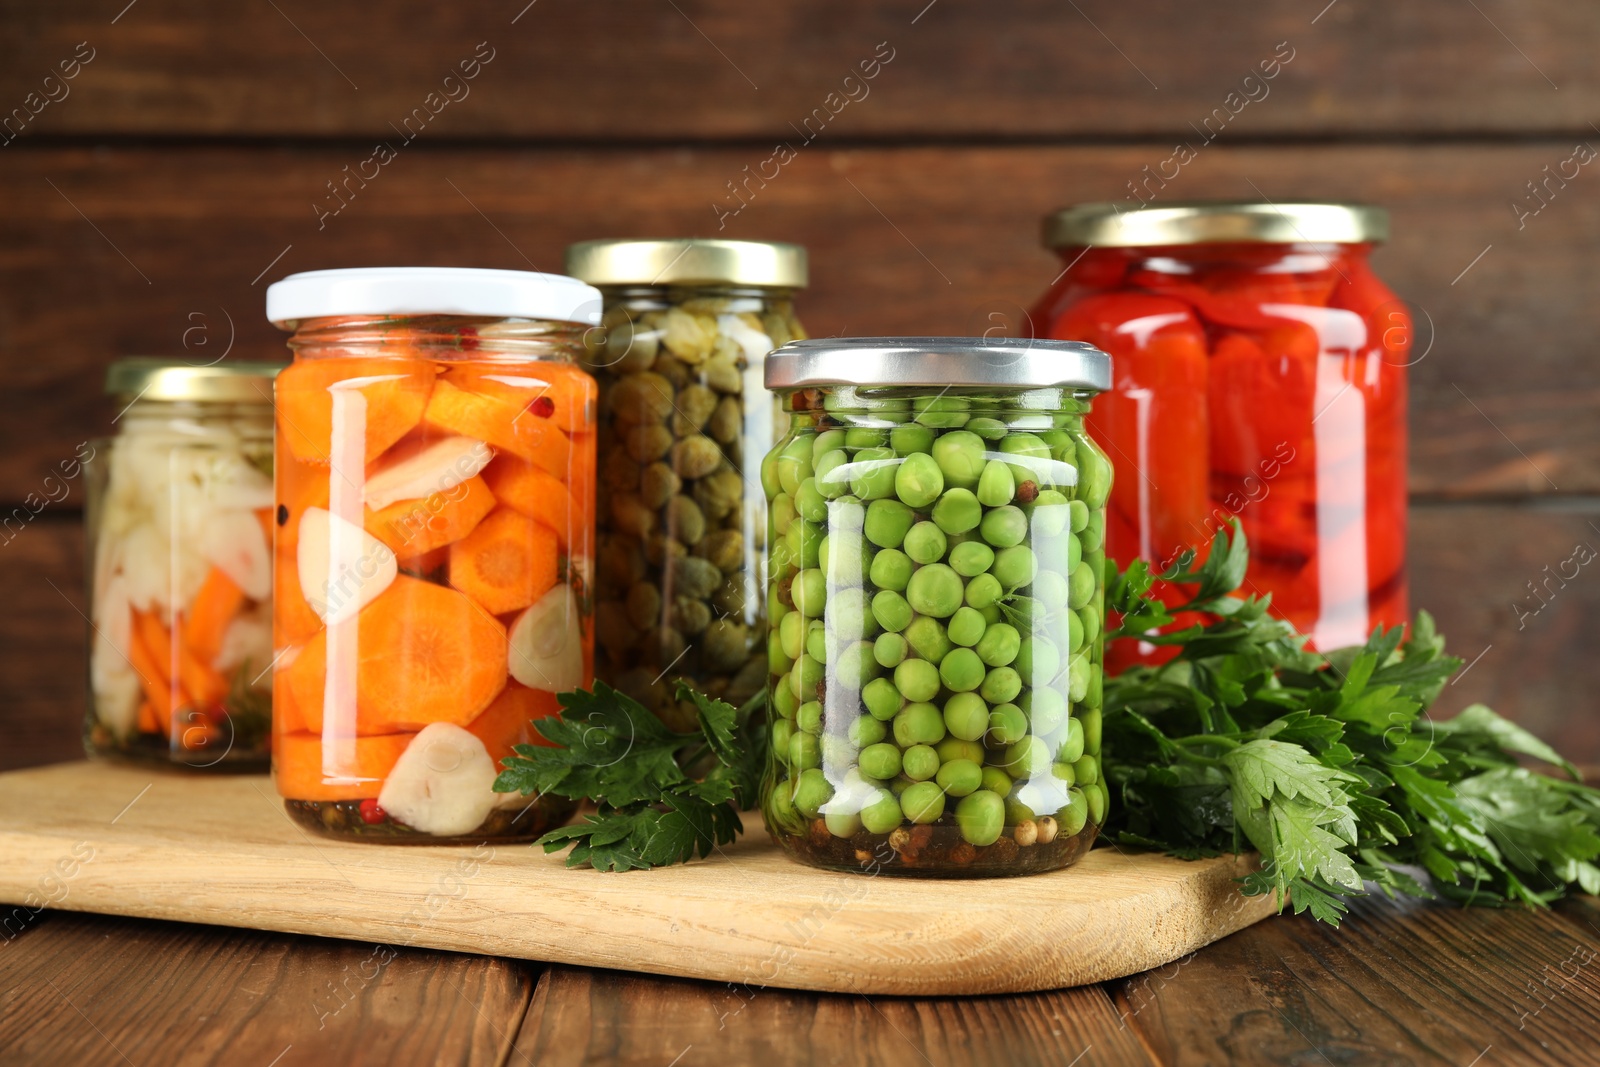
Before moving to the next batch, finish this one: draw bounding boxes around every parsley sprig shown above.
[1104,522,1600,923]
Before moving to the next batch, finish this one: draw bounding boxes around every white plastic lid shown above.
[265,267,603,328]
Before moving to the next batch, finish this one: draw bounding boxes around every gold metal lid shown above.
[104,358,287,402]
[564,238,808,288]
[1042,201,1388,248]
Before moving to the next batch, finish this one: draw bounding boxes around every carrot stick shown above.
[127,610,184,733]
[176,634,228,705]
[182,566,245,664]
[137,701,159,734]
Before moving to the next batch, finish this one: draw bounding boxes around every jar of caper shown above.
[566,239,808,726]
[760,338,1114,877]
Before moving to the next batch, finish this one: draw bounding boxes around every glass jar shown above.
[265,267,600,843]
[1028,202,1409,662]
[565,239,807,729]
[85,358,283,768]
[760,338,1114,877]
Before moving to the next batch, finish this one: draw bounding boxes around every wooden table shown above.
[6,891,1600,1066]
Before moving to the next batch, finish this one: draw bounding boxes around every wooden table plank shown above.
[1114,894,1600,1066]
[510,965,1155,1067]
[0,912,533,1067]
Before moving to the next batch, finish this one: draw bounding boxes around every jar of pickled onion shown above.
[1028,202,1409,660]
[265,267,600,842]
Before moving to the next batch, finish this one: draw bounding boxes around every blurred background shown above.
[3,0,1597,770]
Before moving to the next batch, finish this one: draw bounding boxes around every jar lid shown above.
[265,267,603,328]
[1042,201,1388,248]
[564,239,808,289]
[765,338,1111,392]
[104,357,287,402]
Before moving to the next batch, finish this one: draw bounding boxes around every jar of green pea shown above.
[760,338,1114,877]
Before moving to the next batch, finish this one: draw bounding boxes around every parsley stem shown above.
[1173,734,1241,750]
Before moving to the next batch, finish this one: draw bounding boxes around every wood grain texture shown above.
[511,965,1155,1067]
[0,762,1276,996]
[0,911,531,1067]
[1,143,1597,504]
[0,516,87,773]
[1110,892,1600,1066]
[2,1,1596,139]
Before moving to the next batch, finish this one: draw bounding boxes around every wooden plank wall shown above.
[3,0,1599,770]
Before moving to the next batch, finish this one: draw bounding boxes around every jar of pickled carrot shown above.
[265,267,600,842]
[1029,202,1409,661]
[565,239,807,729]
[85,358,284,768]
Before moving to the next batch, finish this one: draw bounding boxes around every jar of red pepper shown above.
[1028,202,1410,659]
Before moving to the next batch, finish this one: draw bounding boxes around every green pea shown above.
[1080,603,1101,646]
[862,676,904,721]
[848,446,897,500]
[761,447,783,500]
[1068,499,1089,533]
[913,396,970,428]
[791,654,824,701]
[903,521,948,565]
[1003,736,1051,779]
[890,424,935,456]
[797,700,824,735]
[893,658,942,703]
[1024,687,1067,737]
[932,430,986,490]
[964,572,1004,610]
[769,536,794,576]
[1004,796,1037,826]
[939,647,985,693]
[943,691,989,741]
[844,427,888,449]
[1068,560,1096,610]
[894,452,944,509]
[786,517,822,568]
[980,766,1013,796]
[859,742,904,780]
[990,544,1038,589]
[975,622,1020,667]
[1051,761,1076,787]
[937,759,983,798]
[793,568,826,618]
[936,737,986,765]
[888,775,914,797]
[803,620,827,664]
[946,606,986,647]
[836,640,881,689]
[931,488,982,534]
[1086,780,1109,825]
[1068,653,1091,702]
[860,789,904,834]
[779,611,805,661]
[1060,787,1090,835]
[1015,636,1053,683]
[976,459,1016,507]
[868,548,911,592]
[1080,509,1105,553]
[871,590,913,633]
[1077,446,1111,509]
[1058,717,1086,764]
[1086,662,1103,710]
[773,676,800,719]
[830,493,866,533]
[1066,609,1085,655]
[978,602,1003,625]
[771,492,796,537]
[777,436,814,496]
[906,564,964,618]
[965,416,1008,441]
[1031,500,1071,540]
[768,631,795,675]
[874,632,909,669]
[824,810,861,838]
[864,499,915,549]
[902,744,941,782]
[792,767,833,818]
[980,506,1028,549]
[849,715,888,748]
[1040,429,1076,463]
[998,432,1051,487]
[955,790,1005,846]
[770,718,795,761]
[1080,706,1102,756]
[949,541,995,578]
[1073,754,1100,787]
[790,731,821,771]
[813,429,846,455]
[904,616,951,664]
[828,587,870,638]
[980,666,1022,704]
[893,701,946,746]
[793,476,826,522]
[901,781,947,823]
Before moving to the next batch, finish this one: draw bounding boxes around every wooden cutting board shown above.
[0,761,1276,995]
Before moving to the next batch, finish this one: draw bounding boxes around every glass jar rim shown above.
[1043,201,1387,249]
[765,337,1110,392]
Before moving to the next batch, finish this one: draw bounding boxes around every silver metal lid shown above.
[565,239,808,288]
[765,338,1111,392]
[1043,201,1388,248]
[104,357,287,402]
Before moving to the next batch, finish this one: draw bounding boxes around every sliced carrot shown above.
[423,380,571,477]
[365,474,496,557]
[274,729,415,801]
[568,430,596,561]
[274,357,438,465]
[446,362,597,435]
[183,566,245,665]
[126,616,178,721]
[282,576,508,733]
[274,548,324,646]
[254,506,275,547]
[448,508,558,615]
[467,681,562,762]
[481,457,575,547]
[175,635,228,706]
[397,545,449,580]
[274,667,308,734]
[136,700,159,735]
[277,459,330,556]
